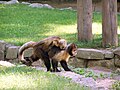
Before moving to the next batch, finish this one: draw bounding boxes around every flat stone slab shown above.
[77,48,105,60]
[76,49,114,60]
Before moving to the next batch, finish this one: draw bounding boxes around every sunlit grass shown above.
[0,66,86,90]
[0,4,120,48]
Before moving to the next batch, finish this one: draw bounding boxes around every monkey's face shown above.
[71,44,77,57]
[59,39,67,49]
[67,43,77,57]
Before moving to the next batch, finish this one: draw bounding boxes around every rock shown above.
[0,61,15,67]
[21,2,31,5]
[0,1,7,4]
[29,3,54,9]
[0,40,6,51]
[5,0,19,4]
[6,46,19,59]
[114,68,120,74]
[88,59,115,69]
[102,50,114,59]
[113,47,120,56]
[29,3,43,8]
[9,59,19,63]
[60,7,73,11]
[0,50,4,60]
[5,43,14,50]
[76,48,104,60]
[114,55,120,68]
[68,58,87,68]
[32,60,44,67]
[43,4,54,9]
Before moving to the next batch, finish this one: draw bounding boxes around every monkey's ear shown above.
[52,40,59,47]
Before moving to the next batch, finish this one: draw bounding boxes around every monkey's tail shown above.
[18,41,36,61]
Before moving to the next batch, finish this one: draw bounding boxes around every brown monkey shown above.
[18,36,67,71]
[48,43,77,72]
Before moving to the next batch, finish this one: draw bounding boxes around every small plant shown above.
[73,68,86,75]
[85,71,94,77]
[112,81,120,90]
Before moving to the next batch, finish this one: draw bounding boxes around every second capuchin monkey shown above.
[18,36,67,71]
[48,43,77,72]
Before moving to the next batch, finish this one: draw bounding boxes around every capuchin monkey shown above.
[18,36,67,71]
[48,43,77,72]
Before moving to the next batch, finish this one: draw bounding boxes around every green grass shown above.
[0,66,87,90]
[0,4,120,48]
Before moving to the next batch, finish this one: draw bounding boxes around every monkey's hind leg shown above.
[43,58,52,72]
[51,60,60,72]
[22,55,39,66]
[60,61,71,71]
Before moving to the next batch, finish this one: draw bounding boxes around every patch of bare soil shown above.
[35,66,120,90]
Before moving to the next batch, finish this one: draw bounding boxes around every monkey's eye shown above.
[73,49,77,52]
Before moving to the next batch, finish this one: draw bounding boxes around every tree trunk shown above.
[77,0,92,42]
[102,0,118,47]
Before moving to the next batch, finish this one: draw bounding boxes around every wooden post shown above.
[77,0,92,42]
[102,0,118,47]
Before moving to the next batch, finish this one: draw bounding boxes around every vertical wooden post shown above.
[102,0,118,47]
[77,0,92,42]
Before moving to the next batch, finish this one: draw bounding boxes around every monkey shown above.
[48,43,77,72]
[18,36,67,71]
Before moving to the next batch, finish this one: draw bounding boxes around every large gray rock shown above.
[0,40,6,51]
[6,46,19,59]
[0,50,4,60]
[102,50,114,59]
[76,48,104,60]
[113,47,120,56]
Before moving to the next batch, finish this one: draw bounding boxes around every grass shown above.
[0,66,87,90]
[0,4,120,48]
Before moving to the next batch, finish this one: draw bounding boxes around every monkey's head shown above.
[52,39,67,49]
[66,43,77,57]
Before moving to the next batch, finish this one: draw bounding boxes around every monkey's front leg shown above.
[60,61,72,71]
